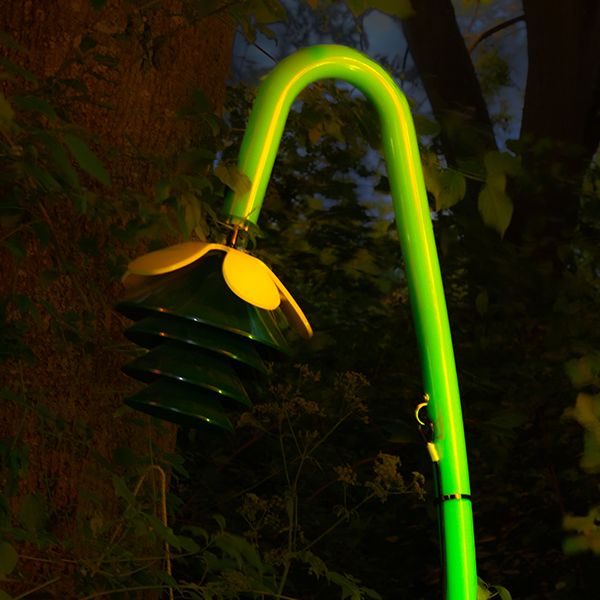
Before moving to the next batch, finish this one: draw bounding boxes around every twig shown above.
[468,15,525,53]
[13,577,61,599]
[253,42,277,64]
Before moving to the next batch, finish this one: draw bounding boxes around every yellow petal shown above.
[268,271,313,339]
[222,249,281,310]
[128,241,228,276]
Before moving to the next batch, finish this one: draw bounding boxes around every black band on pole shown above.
[435,493,472,505]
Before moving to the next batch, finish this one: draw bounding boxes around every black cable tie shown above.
[434,493,472,505]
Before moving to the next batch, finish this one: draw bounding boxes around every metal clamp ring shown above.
[415,402,429,426]
[415,393,430,426]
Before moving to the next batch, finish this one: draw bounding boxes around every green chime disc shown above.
[124,314,268,375]
[122,341,251,406]
[125,379,233,431]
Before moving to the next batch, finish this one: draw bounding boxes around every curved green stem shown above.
[223,44,477,599]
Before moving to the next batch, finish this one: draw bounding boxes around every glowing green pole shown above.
[222,45,477,599]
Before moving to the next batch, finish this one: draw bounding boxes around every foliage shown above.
[313,0,413,19]
[171,364,428,599]
[477,577,512,600]
[1,0,600,598]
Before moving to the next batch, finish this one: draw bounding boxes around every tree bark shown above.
[0,1,234,596]
[402,0,497,171]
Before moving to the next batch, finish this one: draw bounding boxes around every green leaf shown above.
[0,57,37,83]
[31,220,51,247]
[0,541,18,576]
[369,0,413,17]
[154,180,172,203]
[176,148,215,172]
[12,95,57,120]
[475,290,488,316]
[214,163,251,195]
[422,155,466,211]
[36,133,80,188]
[308,126,322,145]
[563,393,600,473]
[79,234,99,256]
[60,78,89,94]
[0,590,15,600]
[156,570,179,587]
[63,133,110,185]
[93,53,119,68]
[192,0,220,17]
[0,388,30,408]
[307,197,325,211]
[298,550,328,578]
[112,446,138,466]
[565,353,600,388]
[3,234,26,260]
[213,533,245,570]
[213,514,226,531]
[13,294,40,321]
[145,514,181,548]
[327,570,361,600]
[563,506,600,554]
[477,579,491,600]
[24,163,61,191]
[484,150,520,177]
[176,535,200,553]
[181,525,209,543]
[346,0,413,18]
[477,151,518,236]
[251,0,287,24]
[189,87,211,113]
[436,169,466,211]
[0,92,15,123]
[478,174,513,237]
[363,586,383,600]
[491,585,512,600]
[413,114,441,137]
[90,0,108,9]
[112,475,136,505]
[19,494,46,535]
[79,34,98,52]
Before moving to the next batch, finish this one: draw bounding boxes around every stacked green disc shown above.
[115,252,291,430]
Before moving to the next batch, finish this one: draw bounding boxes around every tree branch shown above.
[468,15,525,53]
[402,0,497,170]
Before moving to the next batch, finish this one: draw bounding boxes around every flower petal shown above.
[222,249,281,310]
[268,271,313,339]
[128,241,227,276]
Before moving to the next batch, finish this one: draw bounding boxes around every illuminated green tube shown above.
[222,45,477,599]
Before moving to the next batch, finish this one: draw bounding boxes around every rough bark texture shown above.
[0,1,234,596]
[402,0,497,170]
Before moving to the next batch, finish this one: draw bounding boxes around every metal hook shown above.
[415,393,439,463]
[414,393,430,426]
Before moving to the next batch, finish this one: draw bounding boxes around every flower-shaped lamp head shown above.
[116,241,312,429]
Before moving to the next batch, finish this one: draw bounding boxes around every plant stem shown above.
[14,577,61,599]
[302,493,376,553]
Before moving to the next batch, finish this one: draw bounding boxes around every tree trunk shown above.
[0,1,234,596]
[510,0,600,243]
[402,0,497,171]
